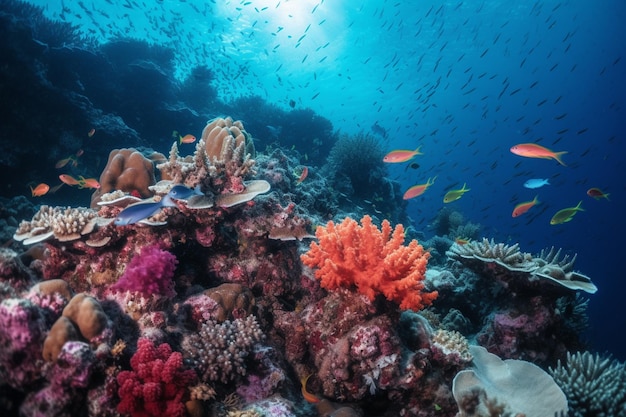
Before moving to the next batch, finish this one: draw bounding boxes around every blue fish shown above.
[523,178,550,189]
[114,185,200,226]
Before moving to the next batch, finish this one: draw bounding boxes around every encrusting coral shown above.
[301,214,436,311]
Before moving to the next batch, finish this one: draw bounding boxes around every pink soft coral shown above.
[116,338,196,417]
[112,245,178,298]
[301,215,437,311]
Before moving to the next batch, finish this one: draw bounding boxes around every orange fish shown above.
[295,166,308,184]
[455,237,471,245]
[383,147,423,163]
[510,143,567,166]
[587,187,610,200]
[300,374,321,404]
[88,128,96,138]
[512,195,540,217]
[59,174,81,186]
[30,183,50,197]
[179,134,196,144]
[78,177,101,189]
[403,176,436,200]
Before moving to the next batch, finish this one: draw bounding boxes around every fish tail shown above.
[554,151,567,166]
[533,195,540,204]
[575,200,584,211]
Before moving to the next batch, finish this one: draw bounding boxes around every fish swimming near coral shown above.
[300,374,321,404]
[512,195,539,217]
[30,183,49,197]
[550,201,584,225]
[443,183,470,203]
[403,176,436,200]
[586,187,610,200]
[114,185,201,226]
[383,147,423,163]
[523,178,549,189]
[510,143,567,166]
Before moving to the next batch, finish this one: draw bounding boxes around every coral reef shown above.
[550,351,626,417]
[301,214,436,311]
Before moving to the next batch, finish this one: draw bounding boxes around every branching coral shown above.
[13,205,99,244]
[181,315,264,384]
[550,351,626,417]
[116,338,197,417]
[301,215,436,311]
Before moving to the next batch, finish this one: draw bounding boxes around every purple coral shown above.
[111,245,178,298]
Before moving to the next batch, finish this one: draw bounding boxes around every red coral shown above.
[301,215,437,311]
[117,338,196,417]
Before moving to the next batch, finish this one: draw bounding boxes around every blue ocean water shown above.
[16,0,626,361]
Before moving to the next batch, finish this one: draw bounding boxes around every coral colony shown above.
[0,117,623,417]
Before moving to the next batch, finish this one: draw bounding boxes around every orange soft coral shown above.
[301,215,437,311]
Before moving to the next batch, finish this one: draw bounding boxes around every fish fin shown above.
[554,151,568,166]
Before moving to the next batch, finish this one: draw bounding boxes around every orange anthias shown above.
[59,174,81,186]
[512,195,540,217]
[383,147,423,163]
[30,183,50,197]
[510,143,567,166]
[403,176,436,200]
[300,374,321,404]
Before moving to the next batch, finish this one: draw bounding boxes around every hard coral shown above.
[117,338,196,417]
[91,148,156,208]
[301,215,436,311]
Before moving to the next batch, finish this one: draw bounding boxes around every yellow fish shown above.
[443,183,470,203]
[550,201,584,225]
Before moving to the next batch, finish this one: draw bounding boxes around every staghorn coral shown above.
[13,205,99,245]
[181,315,265,384]
[301,215,436,311]
[117,338,197,417]
[550,351,626,417]
[90,148,157,208]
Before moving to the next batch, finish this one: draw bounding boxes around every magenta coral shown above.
[112,245,178,298]
[116,338,196,417]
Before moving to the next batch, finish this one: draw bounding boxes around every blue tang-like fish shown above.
[523,178,550,189]
[114,185,201,226]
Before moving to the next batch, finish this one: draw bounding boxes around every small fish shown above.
[523,178,549,189]
[88,128,96,138]
[383,147,423,163]
[550,201,584,225]
[77,177,101,189]
[295,166,308,184]
[115,185,200,226]
[30,183,50,197]
[510,143,567,166]
[586,187,610,200]
[443,183,470,203]
[404,162,420,171]
[289,99,296,108]
[172,131,196,144]
[512,195,539,217]
[300,374,321,404]
[55,156,78,169]
[59,174,81,186]
[403,176,436,200]
[454,237,471,245]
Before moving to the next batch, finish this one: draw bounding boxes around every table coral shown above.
[116,338,197,417]
[301,214,437,311]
